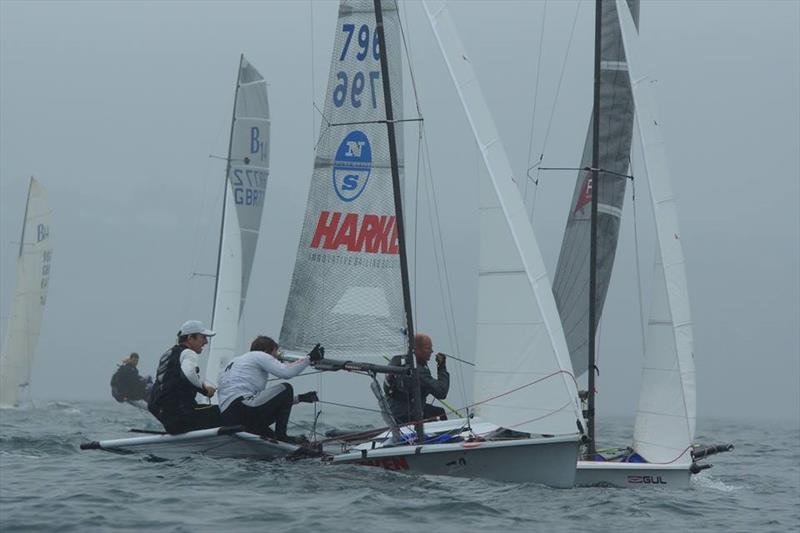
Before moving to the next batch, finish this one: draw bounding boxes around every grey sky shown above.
[1,1,798,423]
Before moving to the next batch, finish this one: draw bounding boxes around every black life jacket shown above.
[383,355,412,400]
[110,364,139,402]
[148,344,204,413]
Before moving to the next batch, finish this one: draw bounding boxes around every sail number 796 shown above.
[334,23,382,109]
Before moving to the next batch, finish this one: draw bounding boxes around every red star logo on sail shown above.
[574,171,593,214]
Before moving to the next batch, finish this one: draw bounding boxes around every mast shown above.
[587,0,602,457]
[373,0,425,441]
[18,177,34,258]
[210,54,244,330]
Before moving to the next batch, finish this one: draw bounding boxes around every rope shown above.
[466,369,577,411]
[316,400,382,414]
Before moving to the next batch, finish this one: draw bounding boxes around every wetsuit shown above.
[147,344,222,434]
[384,355,450,424]
[217,351,309,438]
[110,363,150,402]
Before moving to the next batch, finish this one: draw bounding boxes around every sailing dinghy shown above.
[279,0,583,488]
[544,0,731,487]
[81,57,289,460]
[0,177,53,408]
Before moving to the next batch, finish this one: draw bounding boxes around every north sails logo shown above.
[333,130,372,202]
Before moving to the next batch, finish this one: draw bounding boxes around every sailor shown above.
[147,320,223,434]
[110,352,152,402]
[217,336,323,444]
[384,333,450,424]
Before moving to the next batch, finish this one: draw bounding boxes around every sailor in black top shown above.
[384,333,450,424]
[148,320,222,434]
[110,352,151,402]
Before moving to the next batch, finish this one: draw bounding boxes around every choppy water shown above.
[1,401,797,532]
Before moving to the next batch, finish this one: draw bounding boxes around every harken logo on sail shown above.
[333,130,372,202]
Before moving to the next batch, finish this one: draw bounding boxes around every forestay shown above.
[0,177,53,407]
[280,0,407,359]
[424,1,582,436]
[616,0,695,464]
[552,0,640,378]
[205,56,270,386]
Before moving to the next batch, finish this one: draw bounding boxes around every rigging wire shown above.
[524,0,548,207]
[529,0,582,220]
[629,155,647,357]
[398,0,467,405]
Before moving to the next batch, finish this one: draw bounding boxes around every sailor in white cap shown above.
[147,320,223,434]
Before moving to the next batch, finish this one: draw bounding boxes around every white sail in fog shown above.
[0,177,53,407]
[280,0,407,359]
[205,56,271,386]
[425,0,582,437]
[616,0,696,463]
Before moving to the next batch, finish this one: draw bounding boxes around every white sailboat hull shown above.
[330,434,579,488]
[80,427,300,461]
[576,460,690,488]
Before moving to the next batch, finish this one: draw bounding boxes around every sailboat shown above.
[278,0,583,487]
[545,0,731,487]
[81,57,301,459]
[0,177,53,408]
[204,54,271,388]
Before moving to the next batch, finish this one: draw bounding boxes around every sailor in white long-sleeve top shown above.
[217,336,324,443]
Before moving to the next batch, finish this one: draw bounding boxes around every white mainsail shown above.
[0,177,53,407]
[280,0,407,359]
[616,0,696,464]
[205,56,271,386]
[424,1,583,437]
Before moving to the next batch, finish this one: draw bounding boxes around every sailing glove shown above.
[435,352,447,368]
[308,344,325,364]
[298,391,319,403]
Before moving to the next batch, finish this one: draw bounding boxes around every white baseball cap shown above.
[178,320,216,337]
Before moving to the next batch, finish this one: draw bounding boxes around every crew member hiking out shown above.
[110,352,152,402]
[384,333,450,424]
[217,336,324,444]
[147,320,222,434]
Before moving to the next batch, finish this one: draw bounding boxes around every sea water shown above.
[0,402,797,532]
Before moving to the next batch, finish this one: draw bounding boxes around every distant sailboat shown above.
[204,54,271,387]
[0,177,53,408]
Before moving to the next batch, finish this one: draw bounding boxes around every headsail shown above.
[551,0,640,378]
[280,0,407,359]
[425,1,582,436]
[205,56,270,386]
[0,177,53,407]
[616,0,695,464]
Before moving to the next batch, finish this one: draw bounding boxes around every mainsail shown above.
[205,56,270,386]
[617,1,696,463]
[551,0,640,378]
[280,0,407,359]
[0,177,53,407]
[425,1,582,436]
